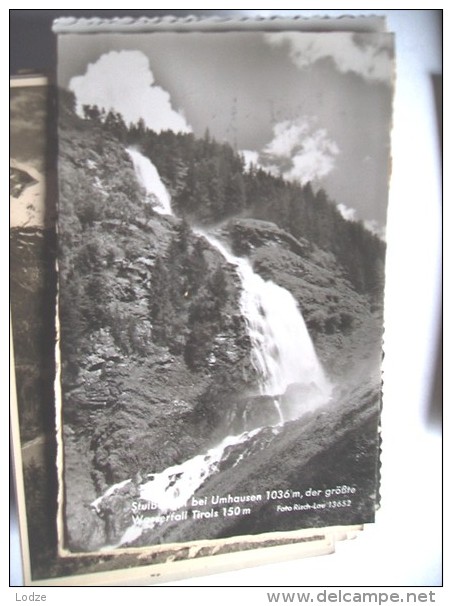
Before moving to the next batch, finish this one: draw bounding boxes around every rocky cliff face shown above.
[58,112,258,549]
[58,99,383,551]
[225,218,382,379]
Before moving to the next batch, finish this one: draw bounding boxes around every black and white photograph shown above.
[10,76,60,579]
[10,70,338,587]
[54,20,394,558]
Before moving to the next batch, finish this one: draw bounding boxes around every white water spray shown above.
[126,147,172,215]
[201,233,330,410]
[139,429,261,512]
[92,161,332,548]
[93,427,265,546]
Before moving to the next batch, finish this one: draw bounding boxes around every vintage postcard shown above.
[55,16,393,555]
[10,73,343,587]
[11,14,394,585]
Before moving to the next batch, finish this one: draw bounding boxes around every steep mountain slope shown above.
[57,93,384,551]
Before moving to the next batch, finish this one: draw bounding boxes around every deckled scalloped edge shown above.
[52,14,387,34]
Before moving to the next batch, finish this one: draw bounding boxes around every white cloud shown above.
[337,203,386,239]
[266,32,393,83]
[364,219,386,240]
[252,117,339,186]
[241,150,260,170]
[337,203,357,222]
[70,50,192,134]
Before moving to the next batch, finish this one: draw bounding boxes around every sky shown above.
[58,29,394,236]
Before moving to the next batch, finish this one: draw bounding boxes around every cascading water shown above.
[126,148,330,411]
[92,155,332,548]
[201,233,331,419]
[126,147,172,215]
[92,427,264,546]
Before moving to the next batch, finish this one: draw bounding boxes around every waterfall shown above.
[126,147,172,215]
[93,427,266,547]
[126,148,329,410]
[201,233,331,418]
[91,161,332,548]
[138,429,262,512]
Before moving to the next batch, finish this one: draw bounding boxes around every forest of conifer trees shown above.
[79,96,386,299]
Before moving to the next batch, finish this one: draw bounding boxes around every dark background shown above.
[10,10,243,78]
